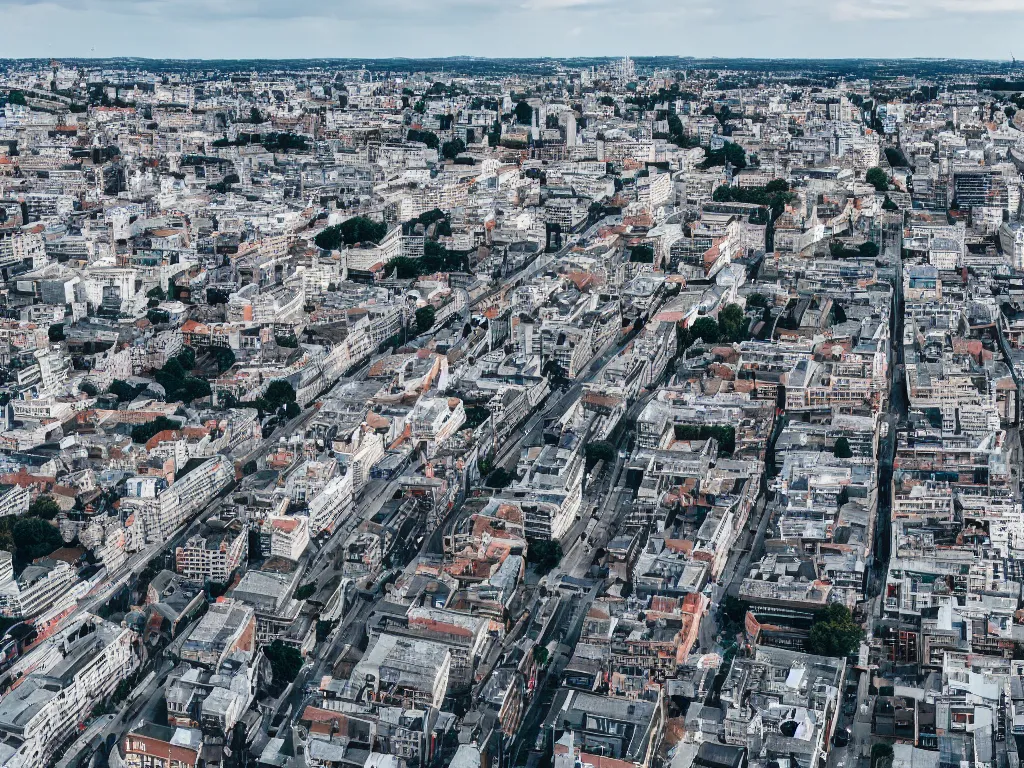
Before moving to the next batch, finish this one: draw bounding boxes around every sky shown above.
[0,0,1023,60]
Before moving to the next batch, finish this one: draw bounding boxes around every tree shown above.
[700,142,746,170]
[441,138,465,160]
[263,380,297,410]
[746,293,769,310]
[28,496,61,520]
[871,744,894,768]
[48,324,65,343]
[146,286,166,300]
[690,317,720,344]
[833,436,854,459]
[110,379,143,403]
[629,244,655,263]
[294,583,316,600]
[585,440,616,467]
[242,461,258,476]
[284,401,301,419]
[882,195,899,212]
[79,381,98,397]
[210,346,235,373]
[415,306,436,335]
[718,303,749,343]
[865,167,889,192]
[832,302,848,325]
[527,540,563,573]
[389,256,422,279]
[275,334,299,348]
[858,241,880,259]
[7,91,26,106]
[514,100,533,125]
[406,128,439,149]
[807,604,864,658]
[315,217,388,250]
[533,645,550,666]
[884,147,909,167]
[264,640,303,689]
[131,416,181,444]
[485,468,514,488]
[13,518,62,562]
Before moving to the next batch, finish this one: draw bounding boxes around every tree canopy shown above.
[441,138,465,160]
[690,317,720,344]
[315,217,388,250]
[265,640,303,690]
[807,603,864,658]
[527,540,563,573]
[833,436,854,459]
[865,166,890,191]
[28,496,61,520]
[629,244,655,263]
[514,100,534,125]
[717,303,749,343]
[700,142,746,170]
[407,128,439,149]
[415,306,436,335]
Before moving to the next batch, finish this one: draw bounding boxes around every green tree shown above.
[264,640,303,689]
[871,744,894,768]
[629,244,655,263]
[865,167,889,192]
[807,604,864,658]
[701,142,746,170]
[131,416,181,444]
[882,195,899,212]
[263,380,297,410]
[485,468,514,488]
[441,138,465,160]
[314,217,388,250]
[833,436,854,459]
[13,517,63,562]
[242,461,258,476]
[585,440,616,467]
[883,147,908,167]
[532,645,550,666]
[718,303,749,343]
[210,346,236,373]
[7,91,26,106]
[514,100,533,125]
[294,583,316,600]
[859,241,880,259]
[389,256,422,279]
[110,379,142,402]
[48,324,65,343]
[527,539,563,573]
[745,293,769,310]
[832,302,848,324]
[146,286,166,300]
[415,306,436,334]
[690,317,720,344]
[79,381,99,397]
[407,128,439,149]
[28,496,61,520]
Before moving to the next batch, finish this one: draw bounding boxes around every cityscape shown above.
[0,51,1019,768]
